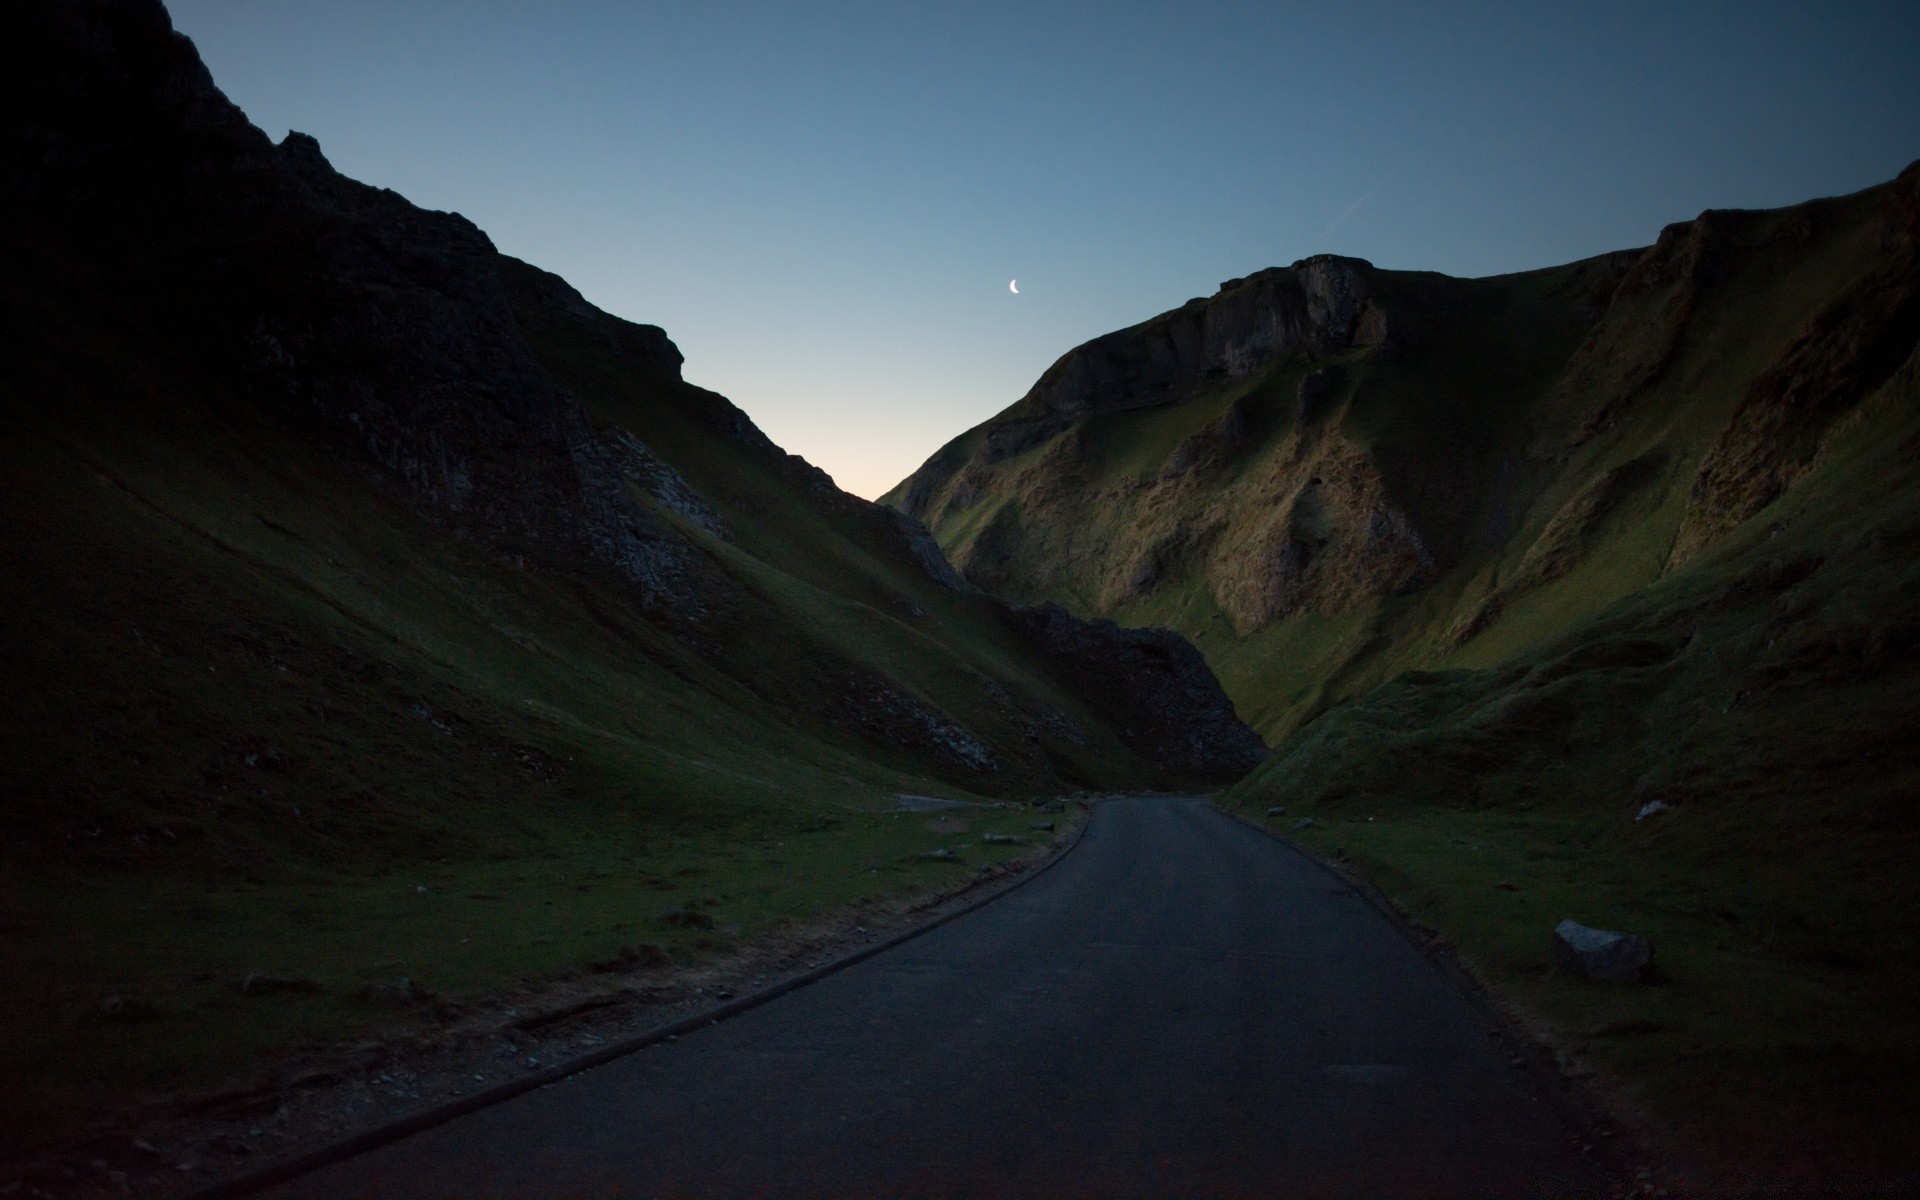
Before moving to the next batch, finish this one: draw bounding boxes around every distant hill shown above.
[0,0,1260,1155]
[889,174,1918,742]
[889,166,1920,1183]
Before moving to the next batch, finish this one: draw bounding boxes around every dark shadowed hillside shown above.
[0,0,1262,1158]
[891,165,1920,1186]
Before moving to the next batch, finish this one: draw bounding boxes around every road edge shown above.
[184,800,1101,1200]
[1208,798,1644,1194]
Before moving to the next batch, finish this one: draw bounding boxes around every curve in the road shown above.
[266,795,1613,1199]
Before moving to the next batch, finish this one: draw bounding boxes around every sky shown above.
[168,1,1920,499]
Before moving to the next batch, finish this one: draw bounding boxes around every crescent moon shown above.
[1009,279,1019,294]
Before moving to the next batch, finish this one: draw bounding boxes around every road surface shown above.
[268,795,1609,1198]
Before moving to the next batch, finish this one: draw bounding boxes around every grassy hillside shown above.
[1227,372,1920,1183]
[0,222,1146,1153]
[0,0,1259,1155]
[893,165,1920,1186]
[891,175,1910,748]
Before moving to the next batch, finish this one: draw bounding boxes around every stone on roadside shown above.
[1553,920,1653,983]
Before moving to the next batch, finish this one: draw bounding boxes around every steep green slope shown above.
[0,249,1111,1150]
[893,166,1920,1184]
[0,0,1260,1153]
[1226,365,1920,1183]
[890,172,1914,747]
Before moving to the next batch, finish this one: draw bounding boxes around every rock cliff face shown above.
[891,254,1509,637]
[888,164,1920,744]
[0,0,1262,788]
[6,0,705,605]
[998,605,1268,781]
[902,255,1391,510]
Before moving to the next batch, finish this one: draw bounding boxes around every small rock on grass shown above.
[1267,806,1286,817]
[1553,920,1653,983]
[1030,821,1056,832]
[981,833,1029,845]
[236,972,324,996]
[1294,818,1316,831]
[916,848,961,863]
[657,906,715,930]
[359,977,434,1007]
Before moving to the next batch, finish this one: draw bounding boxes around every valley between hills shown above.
[5,0,1920,1195]
[893,162,1920,1186]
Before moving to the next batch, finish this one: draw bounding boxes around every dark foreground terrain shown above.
[0,0,1261,1153]
[265,796,1610,1200]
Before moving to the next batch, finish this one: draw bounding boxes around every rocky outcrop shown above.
[0,0,1273,791]
[1446,454,1664,648]
[605,428,728,537]
[1019,256,1383,429]
[887,509,973,592]
[999,603,1267,781]
[4,0,699,605]
[1203,435,1436,632]
[833,669,998,773]
[1672,163,1920,563]
[895,255,1391,517]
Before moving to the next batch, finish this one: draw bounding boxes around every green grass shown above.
[1247,808,1919,1177]
[1,802,1058,1144]
[1222,392,1920,1179]
[0,253,1140,1151]
[906,180,1902,749]
[904,171,1920,1182]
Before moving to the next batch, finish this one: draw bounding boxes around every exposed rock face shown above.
[898,255,1390,511]
[5,0,698,603]
[1209,436,1436,632]
[833,670,999,773]
[890,253,1442,636]
[1019,256,1383,429]
[605,428,728,538]
[887,509,973,592]
[891,159,1920,753]
[3,0,1273,798]
[1673,162,1920,563]
[999,604,1268,781]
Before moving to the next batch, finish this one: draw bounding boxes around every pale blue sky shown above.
[169,1,1920,497]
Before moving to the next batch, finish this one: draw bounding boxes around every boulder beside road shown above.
[1553,919,1653,983]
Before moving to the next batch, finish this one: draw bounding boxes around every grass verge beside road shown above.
[2,798,1081,1163]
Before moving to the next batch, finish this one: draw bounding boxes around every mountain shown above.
[0,0,1262,1154]
[890,169,1920,1182]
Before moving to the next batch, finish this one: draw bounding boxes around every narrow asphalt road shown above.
[268,796,1610,1198]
